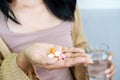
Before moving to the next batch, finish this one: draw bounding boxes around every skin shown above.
[7,0,115,79]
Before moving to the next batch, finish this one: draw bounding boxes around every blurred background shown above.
[77,0,120,80]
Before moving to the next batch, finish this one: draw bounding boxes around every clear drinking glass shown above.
[85,44,110,80]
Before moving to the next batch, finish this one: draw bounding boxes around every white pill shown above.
[55,51,61,56]
[48,54,54,58]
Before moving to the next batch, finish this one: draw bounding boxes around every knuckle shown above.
[64,63,71,67]
[79,58,85,63]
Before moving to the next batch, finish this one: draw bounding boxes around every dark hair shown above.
[0,0,76,24]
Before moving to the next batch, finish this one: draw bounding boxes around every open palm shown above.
[24,43,93,70]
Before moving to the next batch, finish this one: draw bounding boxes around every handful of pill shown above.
[47,48,66,60]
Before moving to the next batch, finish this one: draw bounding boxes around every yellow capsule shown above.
[50,48,55,53]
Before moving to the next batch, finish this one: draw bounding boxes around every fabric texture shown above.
[0,6,88,80]
[0,37,39,80]
[72,6,89,80]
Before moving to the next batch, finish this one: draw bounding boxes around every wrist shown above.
[16,52,31,74]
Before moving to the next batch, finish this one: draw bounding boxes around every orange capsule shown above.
[50,48,55,53]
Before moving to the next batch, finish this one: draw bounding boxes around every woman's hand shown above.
[23,43,93,70]
[105,52,115,80]
[63,47,93,66]
[24,43,57,68]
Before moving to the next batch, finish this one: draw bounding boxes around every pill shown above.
[50,48,55,53]
[55,51,61,56]
[48,54,55,58]
[61,54,66,59]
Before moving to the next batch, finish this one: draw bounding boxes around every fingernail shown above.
[89,59,94,64]
[108,56,112,61]
[79,49,85,53]
[106,74,110,78]
[105,69,110,74]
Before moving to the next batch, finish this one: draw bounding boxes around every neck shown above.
[11,0,44,9]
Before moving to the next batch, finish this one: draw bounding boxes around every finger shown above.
[62,47,68,52]
[65,52,90,58]
[55,56,92,68]
[67,56,93,65]
[108,55,113,62]
[71,52,86,58]
[109,70,115,80]
[108,52,113,61]
[105,63,114,74]
[106,70,115,79]
[105,63,115,79]
[64,52,72,58]
[79,56,93,64]
[63,47,85,53]
[65,52,84,58]
[69,53,93,64]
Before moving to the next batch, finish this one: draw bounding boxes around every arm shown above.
[72,6,88,49]
[71,6,89,80]
[16,52,31,74]
[0,37,39,80]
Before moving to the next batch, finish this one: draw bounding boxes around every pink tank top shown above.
[0,12,74,80]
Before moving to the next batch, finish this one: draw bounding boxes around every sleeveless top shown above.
[0,12,74,80]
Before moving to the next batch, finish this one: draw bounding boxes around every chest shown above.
[7,11,63,33]
[1,21,73,53]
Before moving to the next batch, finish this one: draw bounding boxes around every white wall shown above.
[77,0,120,80]
[78,0,120,9]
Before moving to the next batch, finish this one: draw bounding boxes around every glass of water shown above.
[85,44,110,80]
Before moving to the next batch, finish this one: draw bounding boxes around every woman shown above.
[0,0,115,80]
